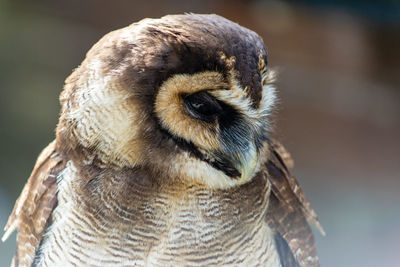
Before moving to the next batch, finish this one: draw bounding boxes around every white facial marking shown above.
[65,60,141,167]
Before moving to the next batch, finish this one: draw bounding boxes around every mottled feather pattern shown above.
[266,141,323,266]
[270,141,325,236]
[3,141,66,267]
[3,140,321,267]
[2,14,323,267]
[33,155,281,266]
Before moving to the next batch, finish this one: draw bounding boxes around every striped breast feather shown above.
[265,139,325,267]
[2,140,66,267]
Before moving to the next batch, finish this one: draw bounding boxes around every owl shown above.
[2,14,324,267]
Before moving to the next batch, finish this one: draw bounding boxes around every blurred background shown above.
[0,0,399,266]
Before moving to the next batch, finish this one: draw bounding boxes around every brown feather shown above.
[270,140,325,235]
[2,141,66,267]
[266,140,324,267]
[2,14,323,266]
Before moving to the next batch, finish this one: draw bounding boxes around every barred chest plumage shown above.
[34,161,281,267]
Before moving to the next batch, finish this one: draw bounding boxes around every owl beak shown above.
[235,143,258,184]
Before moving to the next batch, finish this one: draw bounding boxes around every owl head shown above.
[56,14,276,189]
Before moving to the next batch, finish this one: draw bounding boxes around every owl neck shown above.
[63,159,271,226]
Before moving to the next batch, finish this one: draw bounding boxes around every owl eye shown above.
[183,91,222,122]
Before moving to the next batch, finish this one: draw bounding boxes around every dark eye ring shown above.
[183,91,222,122]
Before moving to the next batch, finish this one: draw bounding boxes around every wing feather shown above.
[2,141,66,267]
[266,140,324,267]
